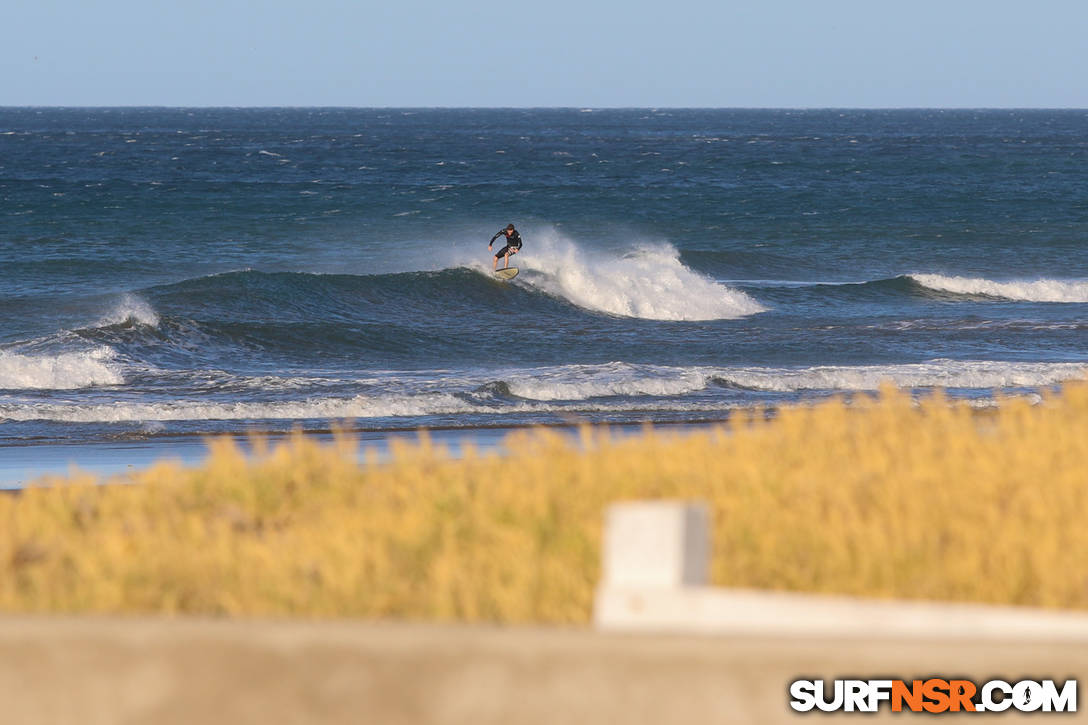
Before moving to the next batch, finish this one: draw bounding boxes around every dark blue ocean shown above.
[2,108,1087,476]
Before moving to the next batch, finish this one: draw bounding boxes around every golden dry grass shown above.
[3,384,1087,621]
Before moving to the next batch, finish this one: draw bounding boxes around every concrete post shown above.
[600,501,710,589]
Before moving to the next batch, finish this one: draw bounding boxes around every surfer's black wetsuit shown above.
[490,228,522,259]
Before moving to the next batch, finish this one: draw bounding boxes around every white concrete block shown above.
[601,501,709,589]
[594,500,1088,641]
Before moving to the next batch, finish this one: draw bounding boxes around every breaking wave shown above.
[517,235,766,320]
[0,347,123,390]
[908,274,1088,303]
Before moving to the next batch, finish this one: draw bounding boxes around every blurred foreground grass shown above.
[3,385,1087,621]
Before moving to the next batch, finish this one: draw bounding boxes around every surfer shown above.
[488,224,522,270]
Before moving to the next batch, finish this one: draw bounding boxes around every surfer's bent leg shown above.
[494,245,511,270]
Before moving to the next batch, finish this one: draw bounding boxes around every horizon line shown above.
[2,105,1087,111]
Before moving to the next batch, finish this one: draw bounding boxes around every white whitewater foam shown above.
[512,231,765,321]
[713,360,1088,392]
[505,362,711,401]
[492,360,1088,400]
[0,347,123,390]
[463,360,1088,404]
[0,393,474,423]
[0,395,744,425]
[501,360,1088,400]
[910,274,1088,303]
[3,359,1085,424]
[5,360,1083,424]
[96,294,160,327]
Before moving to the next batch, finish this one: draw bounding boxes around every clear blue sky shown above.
[5,0,1087,107]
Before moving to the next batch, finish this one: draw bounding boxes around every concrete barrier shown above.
[594,500,1088,641]
[2,616,1085,724]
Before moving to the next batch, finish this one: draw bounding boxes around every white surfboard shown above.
[494,267,519,280]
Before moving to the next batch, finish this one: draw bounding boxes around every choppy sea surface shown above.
[2,108,1086,477]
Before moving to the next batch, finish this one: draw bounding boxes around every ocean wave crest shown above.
[512,233,766,321]
[0,392,476,423]
[909,274,1088,303]
[0,347,123,390]
[502,360,1088,399]
[95,294,161,328]
[505,363,710,400]
[500,360,1088,400]
[711,360,1088,392]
